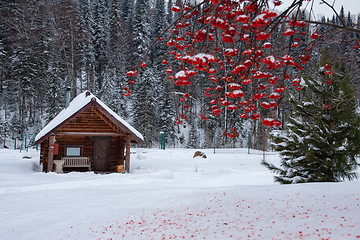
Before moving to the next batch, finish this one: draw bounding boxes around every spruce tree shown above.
[121,0,133,27]
[262,70,360,184]
[45,55,65,122]
[166,0,173,25]
[78,0,96,93]
[130,0,151,65]
[131,68,156,148]
[187,122,198,149]
[92,0,110,97]
[151,0,175,140]
[105,0,131,117]
[157,81,175,140]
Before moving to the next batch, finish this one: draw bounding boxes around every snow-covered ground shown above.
[0,148,359,240]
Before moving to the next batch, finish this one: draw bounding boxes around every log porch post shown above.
[47,134,56,172]
[125,134,131,173]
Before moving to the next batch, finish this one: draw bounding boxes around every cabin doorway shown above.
[93,137,110,171]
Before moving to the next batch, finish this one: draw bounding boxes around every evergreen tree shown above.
[0,13,7,126]
[0,113,11,148]
[330,15,336,24]
[151,0,175,141]
[31,0,52,124]
[6,0,45,135]
[347,11,353,27]
[130,0,158,147]
[187,122,198,149]
[262,69,360,184]
[339,6,345,24]
[92,0,110,98]
[157,81,175,139]
[130,0,151,65]
[150,0,167,65]
[203,119,216,149]
[78,0,96,93]
[166,0,173,25]
[131,68,156,148]
[119,0,134,72]
[105,0,131,118]
[45,51,65,122]
[44,2,72,120]
[121,0,133,27]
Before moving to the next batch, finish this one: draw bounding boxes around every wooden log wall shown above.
[111,137,125,170]
[40,139,49,172]
[53,135,93,161]
[57,107,124,134]
[46,135,126,172]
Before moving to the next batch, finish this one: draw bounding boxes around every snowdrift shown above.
[0,148,359,239]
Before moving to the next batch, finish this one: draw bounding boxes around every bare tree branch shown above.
[304,20,360,34]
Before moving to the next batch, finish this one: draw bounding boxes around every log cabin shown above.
[34,91,144,173]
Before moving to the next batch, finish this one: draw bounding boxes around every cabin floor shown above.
[62,168,124,174]
[62,167,90,173]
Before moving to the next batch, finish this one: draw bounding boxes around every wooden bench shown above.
[62,157,91,171]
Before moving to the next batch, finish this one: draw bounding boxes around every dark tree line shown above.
[0,0,359,150]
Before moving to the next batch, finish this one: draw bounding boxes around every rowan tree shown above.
[125,0,360,138]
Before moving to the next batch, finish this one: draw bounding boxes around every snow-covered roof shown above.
[34,91,144,144]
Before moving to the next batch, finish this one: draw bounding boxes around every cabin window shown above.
[65,146,83,157]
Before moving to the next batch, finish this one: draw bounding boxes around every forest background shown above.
[0,0,359,150]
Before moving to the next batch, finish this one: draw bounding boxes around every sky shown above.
[277,0,359,19]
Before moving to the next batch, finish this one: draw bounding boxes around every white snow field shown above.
[0,148,359,240]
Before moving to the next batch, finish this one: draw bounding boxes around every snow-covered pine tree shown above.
[130,0,159,147]
[104,0,131,118]
[131,68,156,148]
[187,122,198,149]
[0,12,10,141]
[119,0,135,73]
[45,54,65,122]
[150,0,168,69]
[166,0,173,25]
[157,82,175,142]
[262,69,360,184]
[202,114,217,149]
[0,12,4,80]
[339,6,345,23]
[129,0,151,66]
[121,0,133,27]
[150,0,175,140]
[6,0,47,136]
[0,114,11,148]
[78,0,96,93]
[92,0,110,98]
